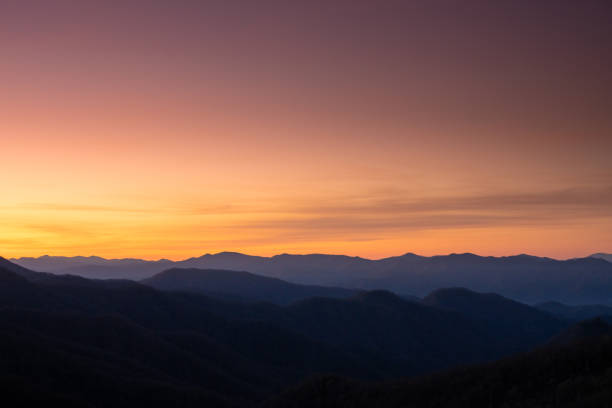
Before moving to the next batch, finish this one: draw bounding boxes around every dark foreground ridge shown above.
[264,322,612,408]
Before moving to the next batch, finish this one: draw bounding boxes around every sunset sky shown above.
[1,0,611,260]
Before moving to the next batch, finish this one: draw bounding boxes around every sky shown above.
[1,0,611,260]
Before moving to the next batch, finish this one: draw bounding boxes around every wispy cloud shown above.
[226,186,612,236]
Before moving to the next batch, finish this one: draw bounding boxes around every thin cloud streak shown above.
[290,186,612,216]
[9,186,612,233]
[208,186,612,241]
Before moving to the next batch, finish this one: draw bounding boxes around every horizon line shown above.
[6,250,609,263]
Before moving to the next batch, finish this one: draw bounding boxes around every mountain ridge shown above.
[591,253,612,263]
[11,252,612,304]
[142,267,357,304]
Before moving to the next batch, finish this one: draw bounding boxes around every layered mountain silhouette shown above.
[536,301,612,322]
[0,255,577,406]
[270,289,564,373]
[12,252,612,303]
[141,267,565,368]
[0,257,388,406]
[423,287,565,351]
[12,255,174,280]
[0,255,38,276]
[142,268,356,304]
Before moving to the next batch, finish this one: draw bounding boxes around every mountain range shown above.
[12,252,612,304]
[4,254,612,406]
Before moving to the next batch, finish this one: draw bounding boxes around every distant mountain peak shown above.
[195,251,260,260]
[449,252,480,257]
[590,253,612,263]
[506,254,550,261]
[398,252,425,259]
[216,251,247,256]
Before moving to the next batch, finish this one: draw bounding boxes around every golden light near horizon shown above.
[1,1,611,260]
